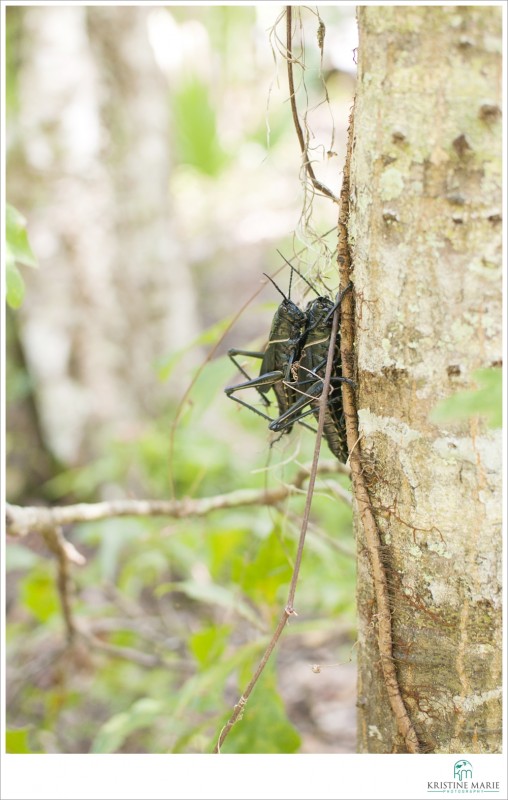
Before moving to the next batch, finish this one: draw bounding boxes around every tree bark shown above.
[349,6,502,753]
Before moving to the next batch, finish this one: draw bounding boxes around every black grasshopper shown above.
[268,284,353,463]
[225,270,309,432]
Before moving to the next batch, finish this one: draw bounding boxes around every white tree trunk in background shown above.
[15,6,200,463]
[349,5,502,753]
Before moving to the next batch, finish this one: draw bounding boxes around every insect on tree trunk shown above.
[348,6,502,753]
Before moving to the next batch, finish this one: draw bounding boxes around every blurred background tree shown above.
[5,5,358,754]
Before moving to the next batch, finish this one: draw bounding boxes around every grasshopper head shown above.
[305,297,335,329]
[280,298,306,325]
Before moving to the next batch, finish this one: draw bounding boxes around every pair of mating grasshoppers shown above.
[225,262,353,463]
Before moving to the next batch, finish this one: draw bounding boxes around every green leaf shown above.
[430,368,502,429]
[172,79,229,176]
[6,728,33,754]
[156,579,260,628]
[240,528,293,606]
[219,678,301,754]
[208,527,247,581]
[20,567,60,623]
[171,717,219,754]
[6,203,37,268]
[189,624,231,669]
[172,639,266,719]
[91,698,163,754]
[6,260,25,309]
[184,356,239,423]
[5,203,38,308]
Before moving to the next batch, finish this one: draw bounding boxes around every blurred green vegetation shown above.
[430,367,502,429]
[6,203,38,309]
[172,79,230,176]
[5,4,357,755]
[6,281,356,755]
[6,391,356,753]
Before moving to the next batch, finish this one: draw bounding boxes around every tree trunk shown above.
[349,6,502,753]
[12,6,201,465]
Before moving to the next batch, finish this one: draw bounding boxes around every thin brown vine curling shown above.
[338,112,421,754]
[285,6,339,206]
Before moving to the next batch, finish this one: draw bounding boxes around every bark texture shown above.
[349,6,502,753]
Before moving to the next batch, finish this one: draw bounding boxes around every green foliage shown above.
[172,78,229,176]
[20,564,60,623]
[7,434,354,754]
[157,316,234,381]
[6,728,33,754]
[78,518,150,582]
[5,6,356,756]
[6,368,355,753]
[91,698,163,754]
[156,580,261,628]
[430,367,502,429]
[6,261,25,309]
[189,624,231,669]
[219,671,301,754]
[6,543,40,571]
[5,282,355,754]
[6,203,37,309]
[240,528,293,607]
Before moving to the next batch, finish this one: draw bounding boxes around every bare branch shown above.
[6,460,349,678]
[5,460,349,539]
[33,523,81,643]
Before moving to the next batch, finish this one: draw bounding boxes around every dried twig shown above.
[27,521,83,643]
[338,112,420,754]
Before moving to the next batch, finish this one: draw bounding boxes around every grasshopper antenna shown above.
[276,250,320,297]
[263,273,288,301]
